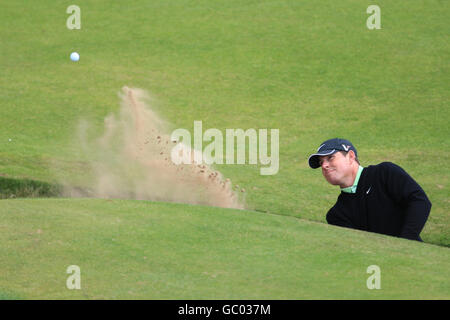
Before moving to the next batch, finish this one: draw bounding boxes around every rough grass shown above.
[0,177,61,199]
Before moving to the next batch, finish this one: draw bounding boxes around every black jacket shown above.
[326,162,431,241]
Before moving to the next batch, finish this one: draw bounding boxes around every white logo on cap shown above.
[342,144,350,151]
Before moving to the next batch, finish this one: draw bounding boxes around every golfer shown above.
[308,138,431,241]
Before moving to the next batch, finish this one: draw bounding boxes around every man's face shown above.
[319,151,353,186]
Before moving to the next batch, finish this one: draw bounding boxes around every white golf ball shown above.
[70,52,80,62]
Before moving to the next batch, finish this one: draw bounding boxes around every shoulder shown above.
[366,162,409,177]
[359,162,414,191]
[376,161,404,170]
[365,162,423,195]
[368,161,402,170]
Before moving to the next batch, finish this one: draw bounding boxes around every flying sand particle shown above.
[67,86,244,209]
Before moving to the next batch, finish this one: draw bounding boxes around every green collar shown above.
[341,166,364,193]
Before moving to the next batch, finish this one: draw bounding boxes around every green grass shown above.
[0,0,449,298]
[0,0,448,246]
[0,290,23,300]
[0,177,61,199]
[0,198,449,299]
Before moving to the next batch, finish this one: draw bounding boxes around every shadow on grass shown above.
[0,176,62,199]
[1,176,448,248]
[0,289,24,300]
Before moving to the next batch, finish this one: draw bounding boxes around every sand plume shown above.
[67,86,244,209]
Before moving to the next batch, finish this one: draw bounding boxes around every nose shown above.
[321,159,329,169]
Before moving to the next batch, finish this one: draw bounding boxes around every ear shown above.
[348,150,357,163]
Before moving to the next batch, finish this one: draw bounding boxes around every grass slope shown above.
[0,198,449,299]
[0,0,450,246]
[0,0,448,245]
[0,0,449,299]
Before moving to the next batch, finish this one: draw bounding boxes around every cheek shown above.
[328,163,345,179]
[333,162,343,172]
[322,169,339,185]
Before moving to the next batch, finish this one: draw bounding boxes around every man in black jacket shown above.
[308,138,431,241]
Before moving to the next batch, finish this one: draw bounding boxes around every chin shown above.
[327,180,341,186]
[324,175,341,186]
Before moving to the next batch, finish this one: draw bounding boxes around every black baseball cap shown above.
[308,138,357,169]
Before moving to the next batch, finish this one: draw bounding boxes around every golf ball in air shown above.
[70,52,80,61]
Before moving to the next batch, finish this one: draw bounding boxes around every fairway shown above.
[0,0,449,299]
